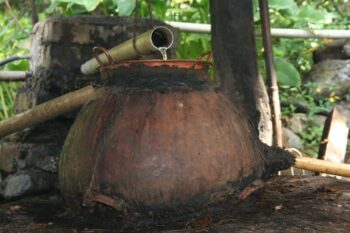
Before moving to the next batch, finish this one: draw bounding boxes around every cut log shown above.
[0,85,95,138]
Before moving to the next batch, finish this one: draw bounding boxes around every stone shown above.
[286,113,307,135]
[0,142,61,175]
[283,127,303,149]
[25,145,59,173]
[1,169,55,200]
[313,39,350,63]
[0,143,22,173]
[286,113,326,136]
[304,59,350,98]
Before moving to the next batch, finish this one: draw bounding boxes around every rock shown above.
[0,143,22,173]
[283,127,303,149]
[286,113,307,135]
[0,142,61,174]
[25,146,59,173]
[304,59,350,98]
[313,39,350,63]
[0,169,55,200]
[286,113,326,136]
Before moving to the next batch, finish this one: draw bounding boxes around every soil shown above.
[0,175,349,233]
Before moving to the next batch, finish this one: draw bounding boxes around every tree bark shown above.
[210,0,272,144]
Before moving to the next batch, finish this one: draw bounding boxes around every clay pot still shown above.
[59,59,293,211]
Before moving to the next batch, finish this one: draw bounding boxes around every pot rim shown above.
[100,59,212,71]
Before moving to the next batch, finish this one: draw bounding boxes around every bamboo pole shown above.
[166,21,350,39]
[259,0,283,147]
[0,85,95,138]
[294,157,350,177]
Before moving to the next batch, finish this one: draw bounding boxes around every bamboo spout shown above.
[80,26,174,75]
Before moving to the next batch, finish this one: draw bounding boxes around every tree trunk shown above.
[210,0,272,145]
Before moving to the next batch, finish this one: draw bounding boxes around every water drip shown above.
[158,47,168,60]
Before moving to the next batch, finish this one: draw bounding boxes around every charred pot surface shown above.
[59,60,291,213]
[100,60,212,92]
[60,88,265,211]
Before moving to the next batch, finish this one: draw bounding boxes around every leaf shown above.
[115,0,136,16]
[294,5,337,24]
[274,57,301,87]
[46,1,60,14]
[185,33,210,42]
[6,60,29,71]
[58,0,103,12]
[268,0,298,10]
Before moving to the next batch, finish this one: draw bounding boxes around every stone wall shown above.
[0,16,178,199]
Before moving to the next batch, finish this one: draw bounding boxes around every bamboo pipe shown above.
[294,157,350,177]
[0,85,95,138]
[80,26,174,75]
[0,71,32,81]
[167,21,350,39]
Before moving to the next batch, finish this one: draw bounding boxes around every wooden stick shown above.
[0,85,95,138]
[294,157,350,177]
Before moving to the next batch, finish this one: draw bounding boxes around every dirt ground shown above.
[0,175,349,233]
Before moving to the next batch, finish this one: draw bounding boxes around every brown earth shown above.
[0,175,349,233]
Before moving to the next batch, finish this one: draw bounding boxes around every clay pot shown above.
[59,60,284,211]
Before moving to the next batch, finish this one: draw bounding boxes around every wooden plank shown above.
[318,108,349,177]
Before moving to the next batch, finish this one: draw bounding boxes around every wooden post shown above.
[210,0,273,143]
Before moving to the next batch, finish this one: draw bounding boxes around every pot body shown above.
[59,61,265,210]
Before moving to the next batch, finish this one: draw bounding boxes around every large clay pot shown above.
[59,59,289,211]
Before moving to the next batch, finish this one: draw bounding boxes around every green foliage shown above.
[0,5,31,120]
[294,5,336,24]
[274,57,301,87]
[268,0,298,10]
[280,82,339,155]
[114,0,136,16]
[59,0,103,12]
